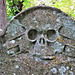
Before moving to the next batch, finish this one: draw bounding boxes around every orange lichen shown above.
[57,60,61,63]
[55,58,58,61]
[56,36,64,43]
[72,43,75,46]
[26,59,29,62]
[56,37,61,42]
[69,64,72,68]
[51,50,53,52]
[61,61,64,64]
[46,12,52,16]
[52,62,57,66]
[65,61,70,64]
[51,48,54,52]
[51,47,54,50]
[67,71,69,73]
[52,56,56,59]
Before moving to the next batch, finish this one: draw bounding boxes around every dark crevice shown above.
[9,33,24,41]
[30,41,36,45]
[8,45,19,50]
[41,58,54,60]
[21,25,26,30]
[17,45,20,52]
[32,41,36,45]
[58,26,63,32]
[39,38,45,45]
[63,45,66,52]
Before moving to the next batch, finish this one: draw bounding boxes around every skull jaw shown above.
[29,40,65,61]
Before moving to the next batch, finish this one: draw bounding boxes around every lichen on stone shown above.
[58,66,66,73]
[51,68,57,74]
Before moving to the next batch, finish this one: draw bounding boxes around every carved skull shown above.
[25,24,63,56]
[5,6,75,59]
[3,6,75,75]
[26,28,58,45]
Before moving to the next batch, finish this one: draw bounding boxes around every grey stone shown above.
[0,6,75,75]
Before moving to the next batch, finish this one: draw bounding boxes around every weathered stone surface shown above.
[0,6,75,75]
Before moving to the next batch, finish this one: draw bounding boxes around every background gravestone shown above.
[0,6,75,75]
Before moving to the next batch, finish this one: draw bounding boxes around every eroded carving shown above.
[1,6,75,75]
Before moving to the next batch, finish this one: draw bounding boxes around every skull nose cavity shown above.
[39,38,46,46]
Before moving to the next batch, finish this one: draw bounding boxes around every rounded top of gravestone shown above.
[5,5,75,57]
[9,5,74,22]
[4,6,75,75]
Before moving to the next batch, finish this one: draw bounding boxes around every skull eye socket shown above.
[28,29,37,40]
[47,29,57,41]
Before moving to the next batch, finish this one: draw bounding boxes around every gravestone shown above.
[0,6,75,75]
